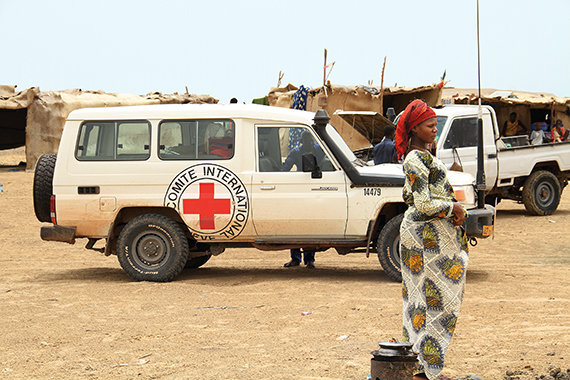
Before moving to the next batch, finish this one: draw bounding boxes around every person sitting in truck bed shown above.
[530,122,547,145]
[551,119,567,143]
[501,112,528,137]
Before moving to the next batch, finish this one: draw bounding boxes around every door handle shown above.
[260,185,275,190]
[488,153,497,159]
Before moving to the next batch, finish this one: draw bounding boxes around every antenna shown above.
[476,0,486,209]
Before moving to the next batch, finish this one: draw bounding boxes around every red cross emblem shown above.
[183,182,231,230]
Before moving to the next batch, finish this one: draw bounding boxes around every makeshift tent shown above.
[442,88,570,134]
[0,85,217,169]
[267,83,443,150]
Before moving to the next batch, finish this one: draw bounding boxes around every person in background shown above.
[281,131,324,172]
[282,130,321,268]
[501,112,528,137]
[551,119,567,142]
[530,122,546,145]
[373,125,396,164]
[394,99,469,380]
[284,248,315,268]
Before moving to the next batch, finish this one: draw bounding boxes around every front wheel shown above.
[117,214,189,282]
[522,170,561,216]
[377,214,404,282]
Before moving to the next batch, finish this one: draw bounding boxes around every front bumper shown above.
[465,205,495,239]
[40,225,76,244]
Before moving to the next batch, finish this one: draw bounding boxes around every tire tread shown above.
[33,154,57,223]
[117,214,189,282]
[377,213,404,282]
[522,170,561,216]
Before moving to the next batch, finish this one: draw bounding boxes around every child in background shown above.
[530,122,546,145]
[551,120,566,143]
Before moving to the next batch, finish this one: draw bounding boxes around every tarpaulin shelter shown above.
[442,88,570,132]
[267,83,443,151]
[0,85,217,170]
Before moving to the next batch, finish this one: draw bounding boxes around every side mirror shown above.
[302,154,322,179]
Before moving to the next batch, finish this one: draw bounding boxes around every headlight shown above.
[452,185,476,207]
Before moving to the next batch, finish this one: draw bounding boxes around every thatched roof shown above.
[442,87,570,109]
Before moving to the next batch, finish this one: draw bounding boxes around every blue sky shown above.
[1,0,568,103]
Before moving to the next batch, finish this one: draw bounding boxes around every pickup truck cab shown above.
[343,105,570,216]
[33,104,494,282]
[433,105,570,215]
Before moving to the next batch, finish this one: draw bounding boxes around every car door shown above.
[251,125,348,238]
[437,115,498,188]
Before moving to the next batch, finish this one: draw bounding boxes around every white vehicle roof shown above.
[67,103,317,124]
[434,104,493,118]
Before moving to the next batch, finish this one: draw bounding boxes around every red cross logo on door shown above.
[183,182,231,230]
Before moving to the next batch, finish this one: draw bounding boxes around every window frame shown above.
[75,120,151,161]
[443,116,479,150]
[158,118,235,161]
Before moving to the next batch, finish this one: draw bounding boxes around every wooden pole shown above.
[379,56,386,116]
[323,48,328,87]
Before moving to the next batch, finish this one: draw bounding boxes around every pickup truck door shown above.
[437,114,498,190]
[251,125,348,238]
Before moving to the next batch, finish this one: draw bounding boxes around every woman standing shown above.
[395,99,468,380]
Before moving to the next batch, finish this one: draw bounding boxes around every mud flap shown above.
[40,225,76,244]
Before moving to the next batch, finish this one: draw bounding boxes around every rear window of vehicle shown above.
[159,119,234,160]
[76,121,151,161]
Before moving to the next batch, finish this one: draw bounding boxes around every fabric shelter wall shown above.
[268,84,442,150]
[23,89,217,170]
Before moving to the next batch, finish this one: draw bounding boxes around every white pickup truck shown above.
[433,105,570,215]
[343,104,570,216]
[33,104,494,282]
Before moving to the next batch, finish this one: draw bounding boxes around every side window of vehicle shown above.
[159,119,234,160]
[443,117,478,149]
[257,126,334,172]
[117,122,151,160]
[76,121,150,160]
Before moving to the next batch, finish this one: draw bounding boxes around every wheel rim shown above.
[132,231,170,269]
[392,234,401,265]
[536,181,555,208]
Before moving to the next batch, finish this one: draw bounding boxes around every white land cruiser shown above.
[33,104,494,282]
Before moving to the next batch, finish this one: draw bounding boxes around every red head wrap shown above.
[394,99,436,159]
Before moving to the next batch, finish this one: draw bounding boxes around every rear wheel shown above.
[117,214,189,282]
[33,154,57,223]
[522,171,561,216]
[377,214,404,282]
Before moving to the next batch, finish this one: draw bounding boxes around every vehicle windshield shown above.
[326,124,364,165]
[435,116,447,141]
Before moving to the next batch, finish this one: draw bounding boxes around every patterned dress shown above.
[400,150,469,380]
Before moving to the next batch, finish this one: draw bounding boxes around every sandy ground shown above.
[0,149,569,380]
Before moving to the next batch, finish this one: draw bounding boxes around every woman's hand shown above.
[451,202,466,227]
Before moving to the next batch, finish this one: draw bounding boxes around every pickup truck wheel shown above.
[377,213,404,282]
[117,214,189,282]
[185,255,211,269]
[33,154,57,223]
[522,171,561,216]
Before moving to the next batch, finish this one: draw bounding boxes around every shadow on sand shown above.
[32,263,489,285]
